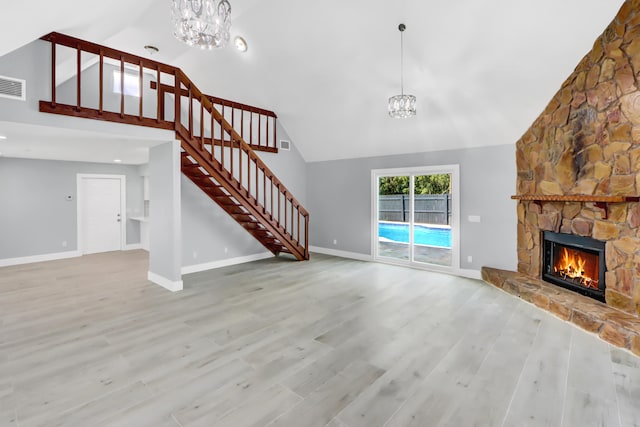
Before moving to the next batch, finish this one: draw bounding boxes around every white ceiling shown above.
[0,122,164,165]
[0,0,625,163]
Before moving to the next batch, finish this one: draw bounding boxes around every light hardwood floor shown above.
[1,250,639,427]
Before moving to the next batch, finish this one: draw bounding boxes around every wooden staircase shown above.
[179,152,294,257]
[38,32,309,260]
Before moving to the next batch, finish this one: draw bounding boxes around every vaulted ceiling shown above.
[0,0,624,162]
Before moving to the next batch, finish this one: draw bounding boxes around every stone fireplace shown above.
[514,0,640,317]
[482,0,640,356]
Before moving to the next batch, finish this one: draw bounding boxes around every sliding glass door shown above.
[373,166,459,271]
[376,174,411,261]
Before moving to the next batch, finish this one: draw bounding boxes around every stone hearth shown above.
[482,267,640,356]
[483,0,640,354]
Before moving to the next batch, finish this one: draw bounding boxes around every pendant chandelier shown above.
[171,0,232,50]
[388,23,416,118]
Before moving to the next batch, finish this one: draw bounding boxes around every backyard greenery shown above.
[379,174,451,195]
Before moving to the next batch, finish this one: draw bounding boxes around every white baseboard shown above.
[182,252,273,275]
[147,271,183,292]
[309,246,482,280]
[124,243,143,251]
[458,268,482,280]
[0,250,81,267]
[309,246,372,262]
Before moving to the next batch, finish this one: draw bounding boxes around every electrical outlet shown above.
[62,240,67,248]
[224,247,228,254]
[333,239,337,245]
[467,255,472,263]
[193,250,198,259]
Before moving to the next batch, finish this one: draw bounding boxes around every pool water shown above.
[379,222,451,248]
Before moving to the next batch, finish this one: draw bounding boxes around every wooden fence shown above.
[379,194,451,225]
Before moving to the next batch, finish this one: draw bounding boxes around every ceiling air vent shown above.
[0,75,26,101]
[279,140,291,151]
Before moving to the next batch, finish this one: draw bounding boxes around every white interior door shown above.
[80,176,124,254]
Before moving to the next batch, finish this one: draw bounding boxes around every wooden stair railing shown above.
[39,32,278,152]
[38,32,309,260]
[150,81,278,153]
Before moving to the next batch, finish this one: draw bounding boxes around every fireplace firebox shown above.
[542,231,606,302]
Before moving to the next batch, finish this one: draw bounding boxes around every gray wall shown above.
[255,122,307,205]
[181,176,266,265]
[0,157,143,259]
[0,35,518,275]
[307,144,518,272]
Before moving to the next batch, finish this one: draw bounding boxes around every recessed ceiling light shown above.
[114,159,122,163]
[144,45,159,55]
[0,135,7,140]
[234,36,248,52]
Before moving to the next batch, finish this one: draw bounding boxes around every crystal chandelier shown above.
[388,24,416,118]
[171,0,232,49]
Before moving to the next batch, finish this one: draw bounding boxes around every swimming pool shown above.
[378,222,451,248]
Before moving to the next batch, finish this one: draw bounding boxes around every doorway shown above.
[77,174,126,254]
[372,165,460,271]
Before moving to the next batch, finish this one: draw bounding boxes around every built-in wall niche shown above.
[143,176,149,201]
[130,169,150,250]
[142,175,150,216]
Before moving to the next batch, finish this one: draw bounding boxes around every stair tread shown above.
[189,177,212,182]
[187,174,217,182]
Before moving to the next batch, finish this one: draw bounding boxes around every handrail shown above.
[210,95,277,119]
[39,32,309,259]
[148,82,277,118]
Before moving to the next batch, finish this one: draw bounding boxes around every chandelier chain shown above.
[400,27,404,96]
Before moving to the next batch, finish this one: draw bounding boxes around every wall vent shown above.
[279,140,291,151]
[0,75,26,101]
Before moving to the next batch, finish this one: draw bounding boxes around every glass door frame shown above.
[371,165,460,273]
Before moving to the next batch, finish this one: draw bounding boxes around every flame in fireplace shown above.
[554,247,599,290]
